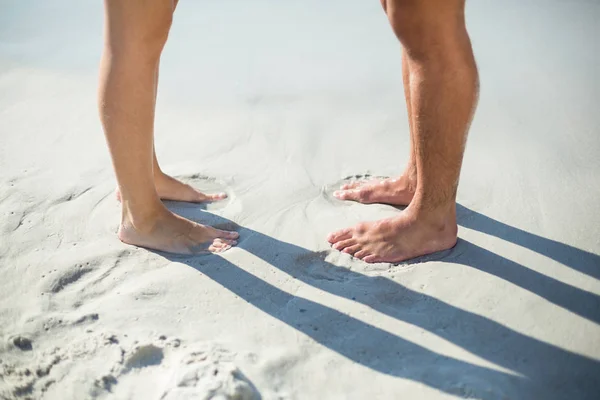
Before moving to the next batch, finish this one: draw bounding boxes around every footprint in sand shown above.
[83,336,260,400]
[123,344,164,371]
[161,346,261,400]
[294,250,354,283]
[45,263,94,294]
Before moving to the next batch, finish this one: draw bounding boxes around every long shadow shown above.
[183,254,527,399]
[448,239,600,325]
[157,206,600,400]
[457,204,600,280]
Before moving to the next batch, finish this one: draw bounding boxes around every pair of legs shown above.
[328,0,479,263]
[99,0,238,254]
[99,0,478,262]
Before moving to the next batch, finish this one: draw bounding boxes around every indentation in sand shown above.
[161,345,261,400]
[47,264,93,293]
[295,250,353,282]
[49,185,94,206]
[1,347,64,398]
[11,336,33,352]
[124,344,164,371]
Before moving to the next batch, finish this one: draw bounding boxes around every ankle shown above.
[153,169,168,182]
[153,170,179,191]
[400,166,417,192]
[405,201,457,230]
[120,199,166,233]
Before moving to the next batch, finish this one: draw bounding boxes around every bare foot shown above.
[119,206,239,254]
[116,172,227,203]
[327,208,457,263]
[333,173,416,206]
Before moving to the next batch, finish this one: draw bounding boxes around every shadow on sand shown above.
[156,202,600,400]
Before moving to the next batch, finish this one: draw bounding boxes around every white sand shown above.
[1,0,599,399]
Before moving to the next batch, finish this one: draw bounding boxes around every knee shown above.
[386,0,465,56]
[141,13,173,55]
[108,13,173,61]
[380,0,387,13]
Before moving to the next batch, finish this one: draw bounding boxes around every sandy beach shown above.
[1,0,599,399]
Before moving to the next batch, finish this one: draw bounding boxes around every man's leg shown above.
[328,0,479,263]
[333,47,417,206]
[99,0,238,254]
[333,0,417,206]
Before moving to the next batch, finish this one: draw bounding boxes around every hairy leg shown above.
[334,10,417,206]
[329,0,479,263]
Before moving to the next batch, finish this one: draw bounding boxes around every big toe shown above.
[202,192,228,202]
[333,188,372,203]
[215,229,239,240]
[340,181,363,190]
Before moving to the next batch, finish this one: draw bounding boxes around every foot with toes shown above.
[327,208,457,264]
[117,172,227,204]
[119,205,238,255]
[333,172,416,207]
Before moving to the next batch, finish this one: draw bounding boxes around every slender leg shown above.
[99,0,238,254]
[129,66,229,203]
[328,0,479,263]
[113,0,227,204]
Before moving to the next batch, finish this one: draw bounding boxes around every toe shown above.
[354,250,370,259]
[209,244,231,253]
[204,192,228,202]
[327,228,352,243]
[333,189,356,200]
[216,229,239,240]
[340,181,362,190]
[208,239,232,253]
[332,238,357,251]
[333,190,347,200]
[341,245,361,255]
[334,188,372,203]
[362,255,380,263]
[218,238,237,246]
